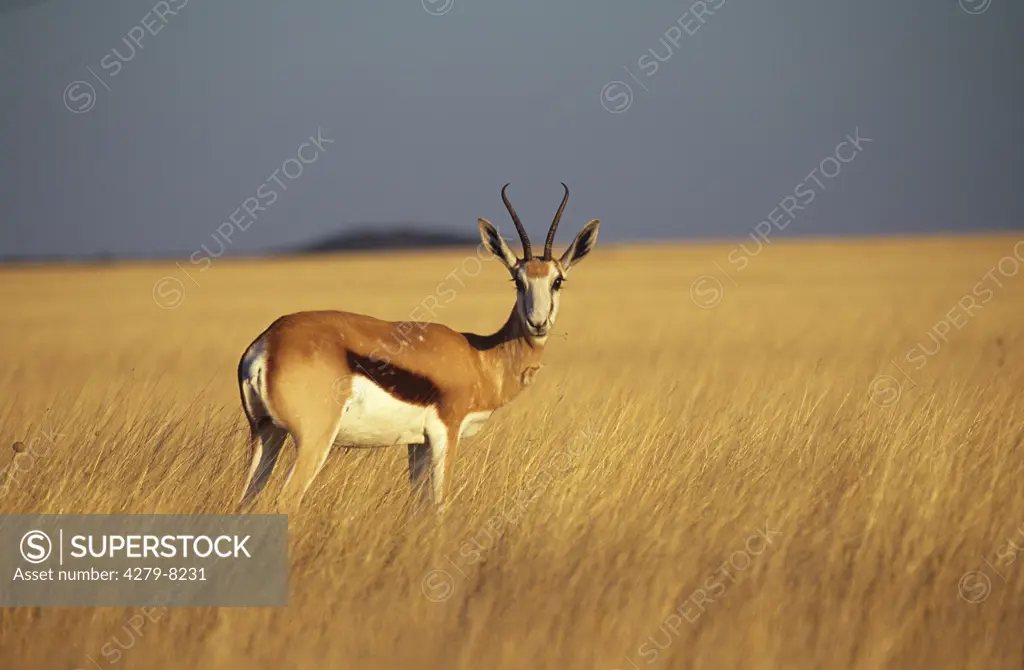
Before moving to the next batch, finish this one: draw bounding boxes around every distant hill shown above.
[0,225,506,266]
[299,225,480,253]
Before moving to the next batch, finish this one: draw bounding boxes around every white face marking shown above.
[335,376,438,447]
[514,263,563,339]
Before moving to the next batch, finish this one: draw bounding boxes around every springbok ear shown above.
[478,218,518,270]
[559,219,600,272]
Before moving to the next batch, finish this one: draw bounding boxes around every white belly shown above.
[335,376,435,447]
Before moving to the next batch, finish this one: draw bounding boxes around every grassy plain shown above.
[1,236,1023,669]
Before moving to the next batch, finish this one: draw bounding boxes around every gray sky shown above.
[1,0,1021,260]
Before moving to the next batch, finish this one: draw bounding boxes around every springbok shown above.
[236,183,600,512]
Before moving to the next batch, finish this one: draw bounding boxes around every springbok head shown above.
[478,183,600,340]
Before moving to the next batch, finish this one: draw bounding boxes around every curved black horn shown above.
[544,182,569,259]
[501,183,532,260]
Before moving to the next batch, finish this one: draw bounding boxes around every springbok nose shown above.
[528,317,547,330]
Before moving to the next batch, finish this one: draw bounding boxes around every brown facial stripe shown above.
[346,351,442,407]
[523,260,557,278]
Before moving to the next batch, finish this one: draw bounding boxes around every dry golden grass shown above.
[1,236,1024,669]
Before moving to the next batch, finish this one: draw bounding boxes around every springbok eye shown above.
[513,277,526,292]
[552,276,564,290]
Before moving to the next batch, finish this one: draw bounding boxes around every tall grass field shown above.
[1,236,1023,669]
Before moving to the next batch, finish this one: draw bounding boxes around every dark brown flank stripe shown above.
[345,351,443,408]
